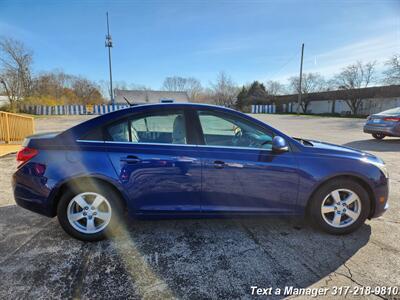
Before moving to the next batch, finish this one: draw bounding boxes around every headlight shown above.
[361,157,389,178]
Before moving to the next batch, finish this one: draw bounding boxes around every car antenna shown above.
[123,96,134,106]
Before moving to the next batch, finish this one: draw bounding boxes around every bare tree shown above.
[162,76,202,101]
[71,77,104,104]
[98,80,112,98]
[0,37,33,109]
[333,61,376,115]
[383,54,400,85]
[31,70,72,100]
[289,73,326,112]
[210,71,238,107]
[128,83,150,91]
[184,77,202,101]
[162,76,187,91]
[265,80,285,96]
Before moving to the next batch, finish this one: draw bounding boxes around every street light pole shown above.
[297,43,304,115]
[105,12,114,104]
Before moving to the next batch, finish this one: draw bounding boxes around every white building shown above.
[0,96,9,108]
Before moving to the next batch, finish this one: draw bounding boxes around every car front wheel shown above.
[309,179,370,234]
[57,184,124,241]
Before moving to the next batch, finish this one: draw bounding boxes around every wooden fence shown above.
[0,112,34,143]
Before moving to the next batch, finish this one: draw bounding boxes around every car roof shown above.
[121,102,236,112]
[98,102,242,121]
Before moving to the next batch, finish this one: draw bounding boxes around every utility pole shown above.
[105,12,114,104]
[297,43,304,115]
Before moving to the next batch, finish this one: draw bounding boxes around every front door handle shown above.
[213,160,225,169]
[121,155,141,164]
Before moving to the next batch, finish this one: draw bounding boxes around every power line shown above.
[268,50,299,79]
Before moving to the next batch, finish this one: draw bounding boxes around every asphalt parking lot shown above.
[0,114,399,299]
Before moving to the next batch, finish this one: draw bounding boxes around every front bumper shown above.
[372,202,389,219]
[370,177,389,219]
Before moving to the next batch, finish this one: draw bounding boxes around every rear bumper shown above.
[363,125,400,136]
[12,167,56,218]
[14,193,54,217]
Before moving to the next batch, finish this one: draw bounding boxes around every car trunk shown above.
[367,114,400,127]
[23,132,61,147]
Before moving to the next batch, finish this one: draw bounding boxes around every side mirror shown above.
[272,136,289,153]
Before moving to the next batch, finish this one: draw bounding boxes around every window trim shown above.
[76,107,292,152]
[76,139,272,151]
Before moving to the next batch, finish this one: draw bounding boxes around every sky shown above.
[0,0,399,90]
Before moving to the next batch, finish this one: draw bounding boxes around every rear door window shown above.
[105,110,187,145]
[107,121,130,142]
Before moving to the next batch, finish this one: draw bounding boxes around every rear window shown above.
[80,127,104,141]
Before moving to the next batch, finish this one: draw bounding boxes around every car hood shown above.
[303,139,375,159]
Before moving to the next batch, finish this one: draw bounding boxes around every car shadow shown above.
[0,205,371,299]
[343,138,400,152]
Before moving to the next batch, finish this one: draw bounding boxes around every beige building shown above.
[274,85,400,115]
[114,89,189,105]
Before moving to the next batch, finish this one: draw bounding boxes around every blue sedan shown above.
[13,104,389,241]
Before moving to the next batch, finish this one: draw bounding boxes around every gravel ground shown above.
[0,114,399,299]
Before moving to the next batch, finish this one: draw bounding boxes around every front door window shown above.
[197,111,273,149]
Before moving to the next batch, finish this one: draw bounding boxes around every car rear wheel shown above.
[372,133,385,139]
[57,184,124,241]
[309,179,370,234]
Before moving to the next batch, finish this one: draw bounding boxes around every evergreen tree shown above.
[236,86,248,109]
[247,81,269,103]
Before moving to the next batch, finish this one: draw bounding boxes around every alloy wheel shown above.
[321,188,362,228]
[67,192,112,234]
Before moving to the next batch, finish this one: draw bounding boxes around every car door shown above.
[105,108,202,214]
[195,109,299,214]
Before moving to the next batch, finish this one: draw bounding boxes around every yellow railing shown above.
[0,112,34,143]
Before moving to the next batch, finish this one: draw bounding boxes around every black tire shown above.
[57,181,124,241]
[308,179,370,235]
[372,133,385,140]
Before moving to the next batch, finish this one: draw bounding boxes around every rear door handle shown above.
[213,160,225,169]
[121,155,141,164]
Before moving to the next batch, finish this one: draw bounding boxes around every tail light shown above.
[16,147,38,166]
[383,117,400,122]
